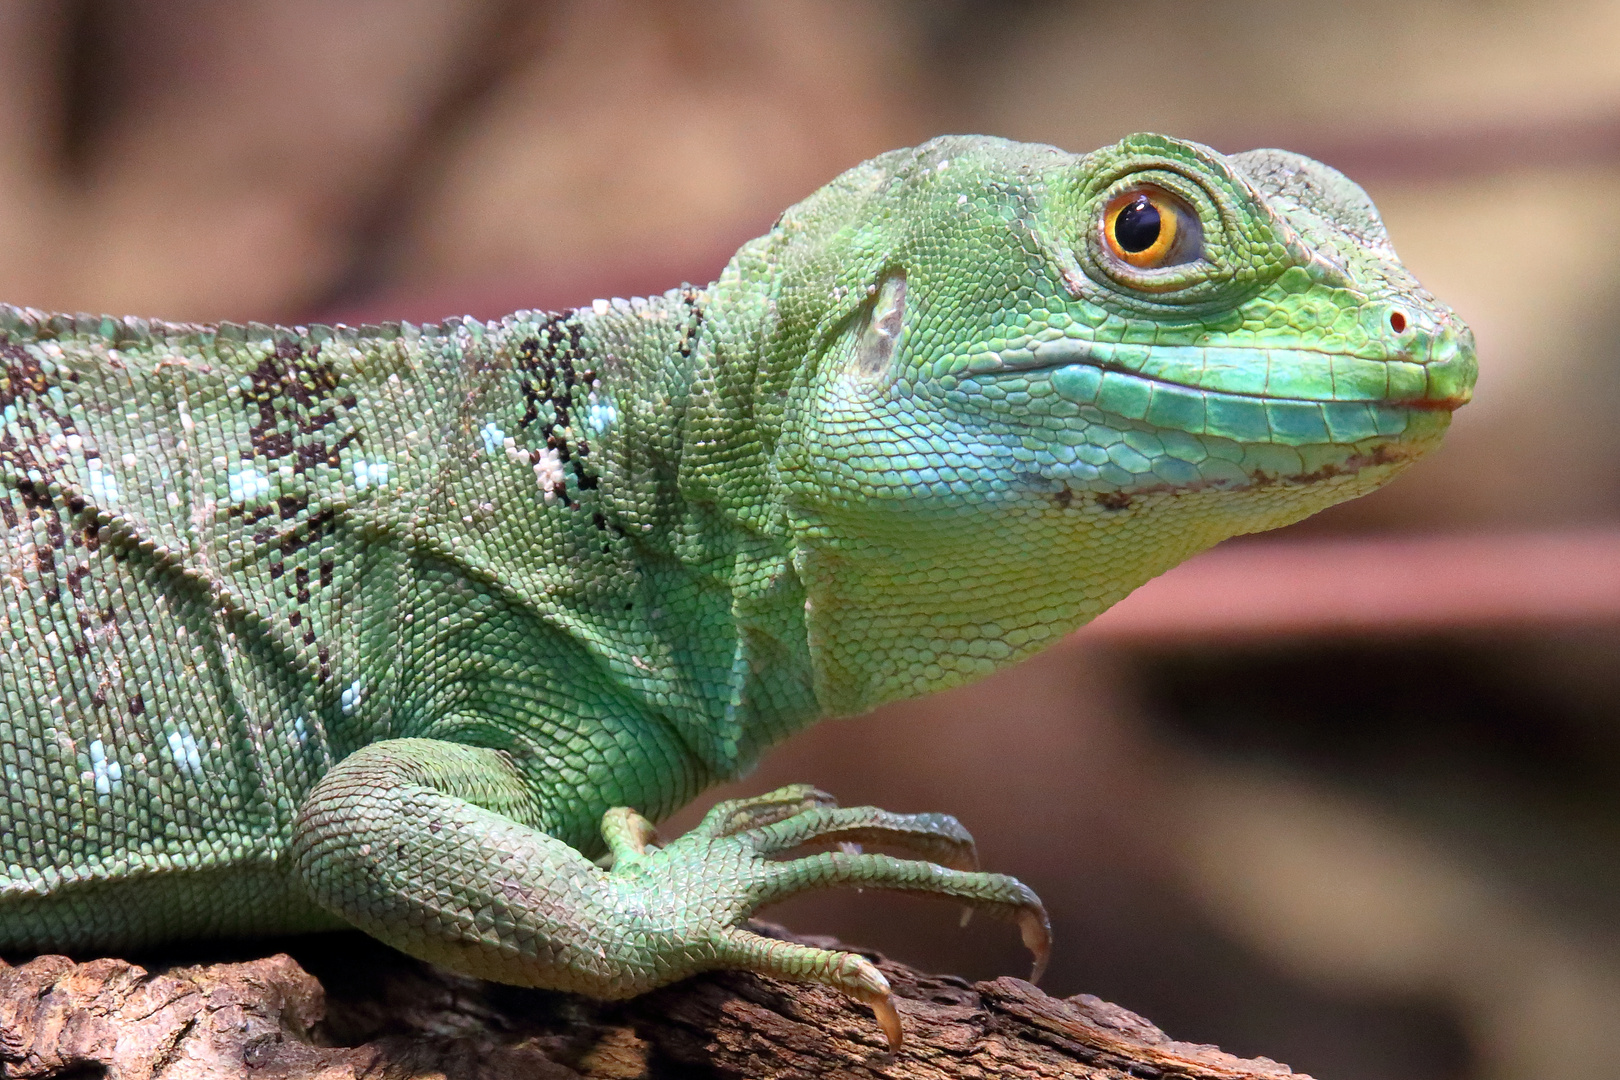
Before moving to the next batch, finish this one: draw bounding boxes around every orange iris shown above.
[1103,186,1187,269]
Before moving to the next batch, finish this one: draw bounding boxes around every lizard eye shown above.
[1102,185,1203,270]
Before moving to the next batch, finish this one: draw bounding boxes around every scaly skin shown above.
[0,134,1473,1047]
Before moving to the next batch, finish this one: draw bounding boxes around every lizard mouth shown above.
[981,336,1470,446]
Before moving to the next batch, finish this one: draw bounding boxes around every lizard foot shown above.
[601,784,1050,1051]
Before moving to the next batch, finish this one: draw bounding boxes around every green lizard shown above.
[0,134,1472,1048]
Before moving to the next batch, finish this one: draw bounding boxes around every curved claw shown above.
[836,953,904,1052]
[1019,906,1052,984]
[870,993,904,1052]
[708,928,904,1049]
[631,788,1047,1048]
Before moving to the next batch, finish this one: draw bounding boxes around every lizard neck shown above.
[466,285,820,781]
[642,247,831,773]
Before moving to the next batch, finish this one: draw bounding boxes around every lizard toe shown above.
[745,804,980,870]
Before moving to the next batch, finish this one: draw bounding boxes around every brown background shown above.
[2,4,1616,1079]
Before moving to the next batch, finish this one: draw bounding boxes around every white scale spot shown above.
[586,395,617,433]
[86,458,118,502]
[351,460,390,490]
[228,467,269,503]
[341,678,364,715]
[533,447,566,501]
[290,715,309,747]
[480,422,505,455]
[88,739,122,796]
[166,728,204,775]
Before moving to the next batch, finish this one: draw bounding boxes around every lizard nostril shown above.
[1388,310,1407,334]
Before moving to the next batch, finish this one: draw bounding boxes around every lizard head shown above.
[717,133,1476,714]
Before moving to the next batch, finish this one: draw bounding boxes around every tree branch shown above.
[0,925,1311,1079]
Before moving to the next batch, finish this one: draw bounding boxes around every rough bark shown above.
[0,925,1309,1080]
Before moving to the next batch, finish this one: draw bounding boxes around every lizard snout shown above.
[1406,320,1476,412]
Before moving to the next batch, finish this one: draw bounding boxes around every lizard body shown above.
[0,135,1474,1045]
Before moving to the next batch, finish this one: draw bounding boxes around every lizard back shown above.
[0,298,756,947]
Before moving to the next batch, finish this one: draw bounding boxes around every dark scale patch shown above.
[1095,491,1133,511]
[0,337,83,488]
[276,508,336,559]
[0,340,45,409]
[513,313,604,502]
[676,287,704,361]
[66,563,90,599]
[571,438,597,491]
[241,337,361,527]
[16,480,69,604]
[240,500,343,677]
[0,337,78,411]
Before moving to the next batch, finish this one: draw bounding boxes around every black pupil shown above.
[1114,195,1161,253]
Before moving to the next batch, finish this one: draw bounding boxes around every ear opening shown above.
[849,271,907,381]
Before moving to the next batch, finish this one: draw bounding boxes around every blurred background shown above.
[2,2,1616,1078]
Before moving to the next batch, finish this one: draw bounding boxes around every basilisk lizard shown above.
[0,135,1474,1048]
